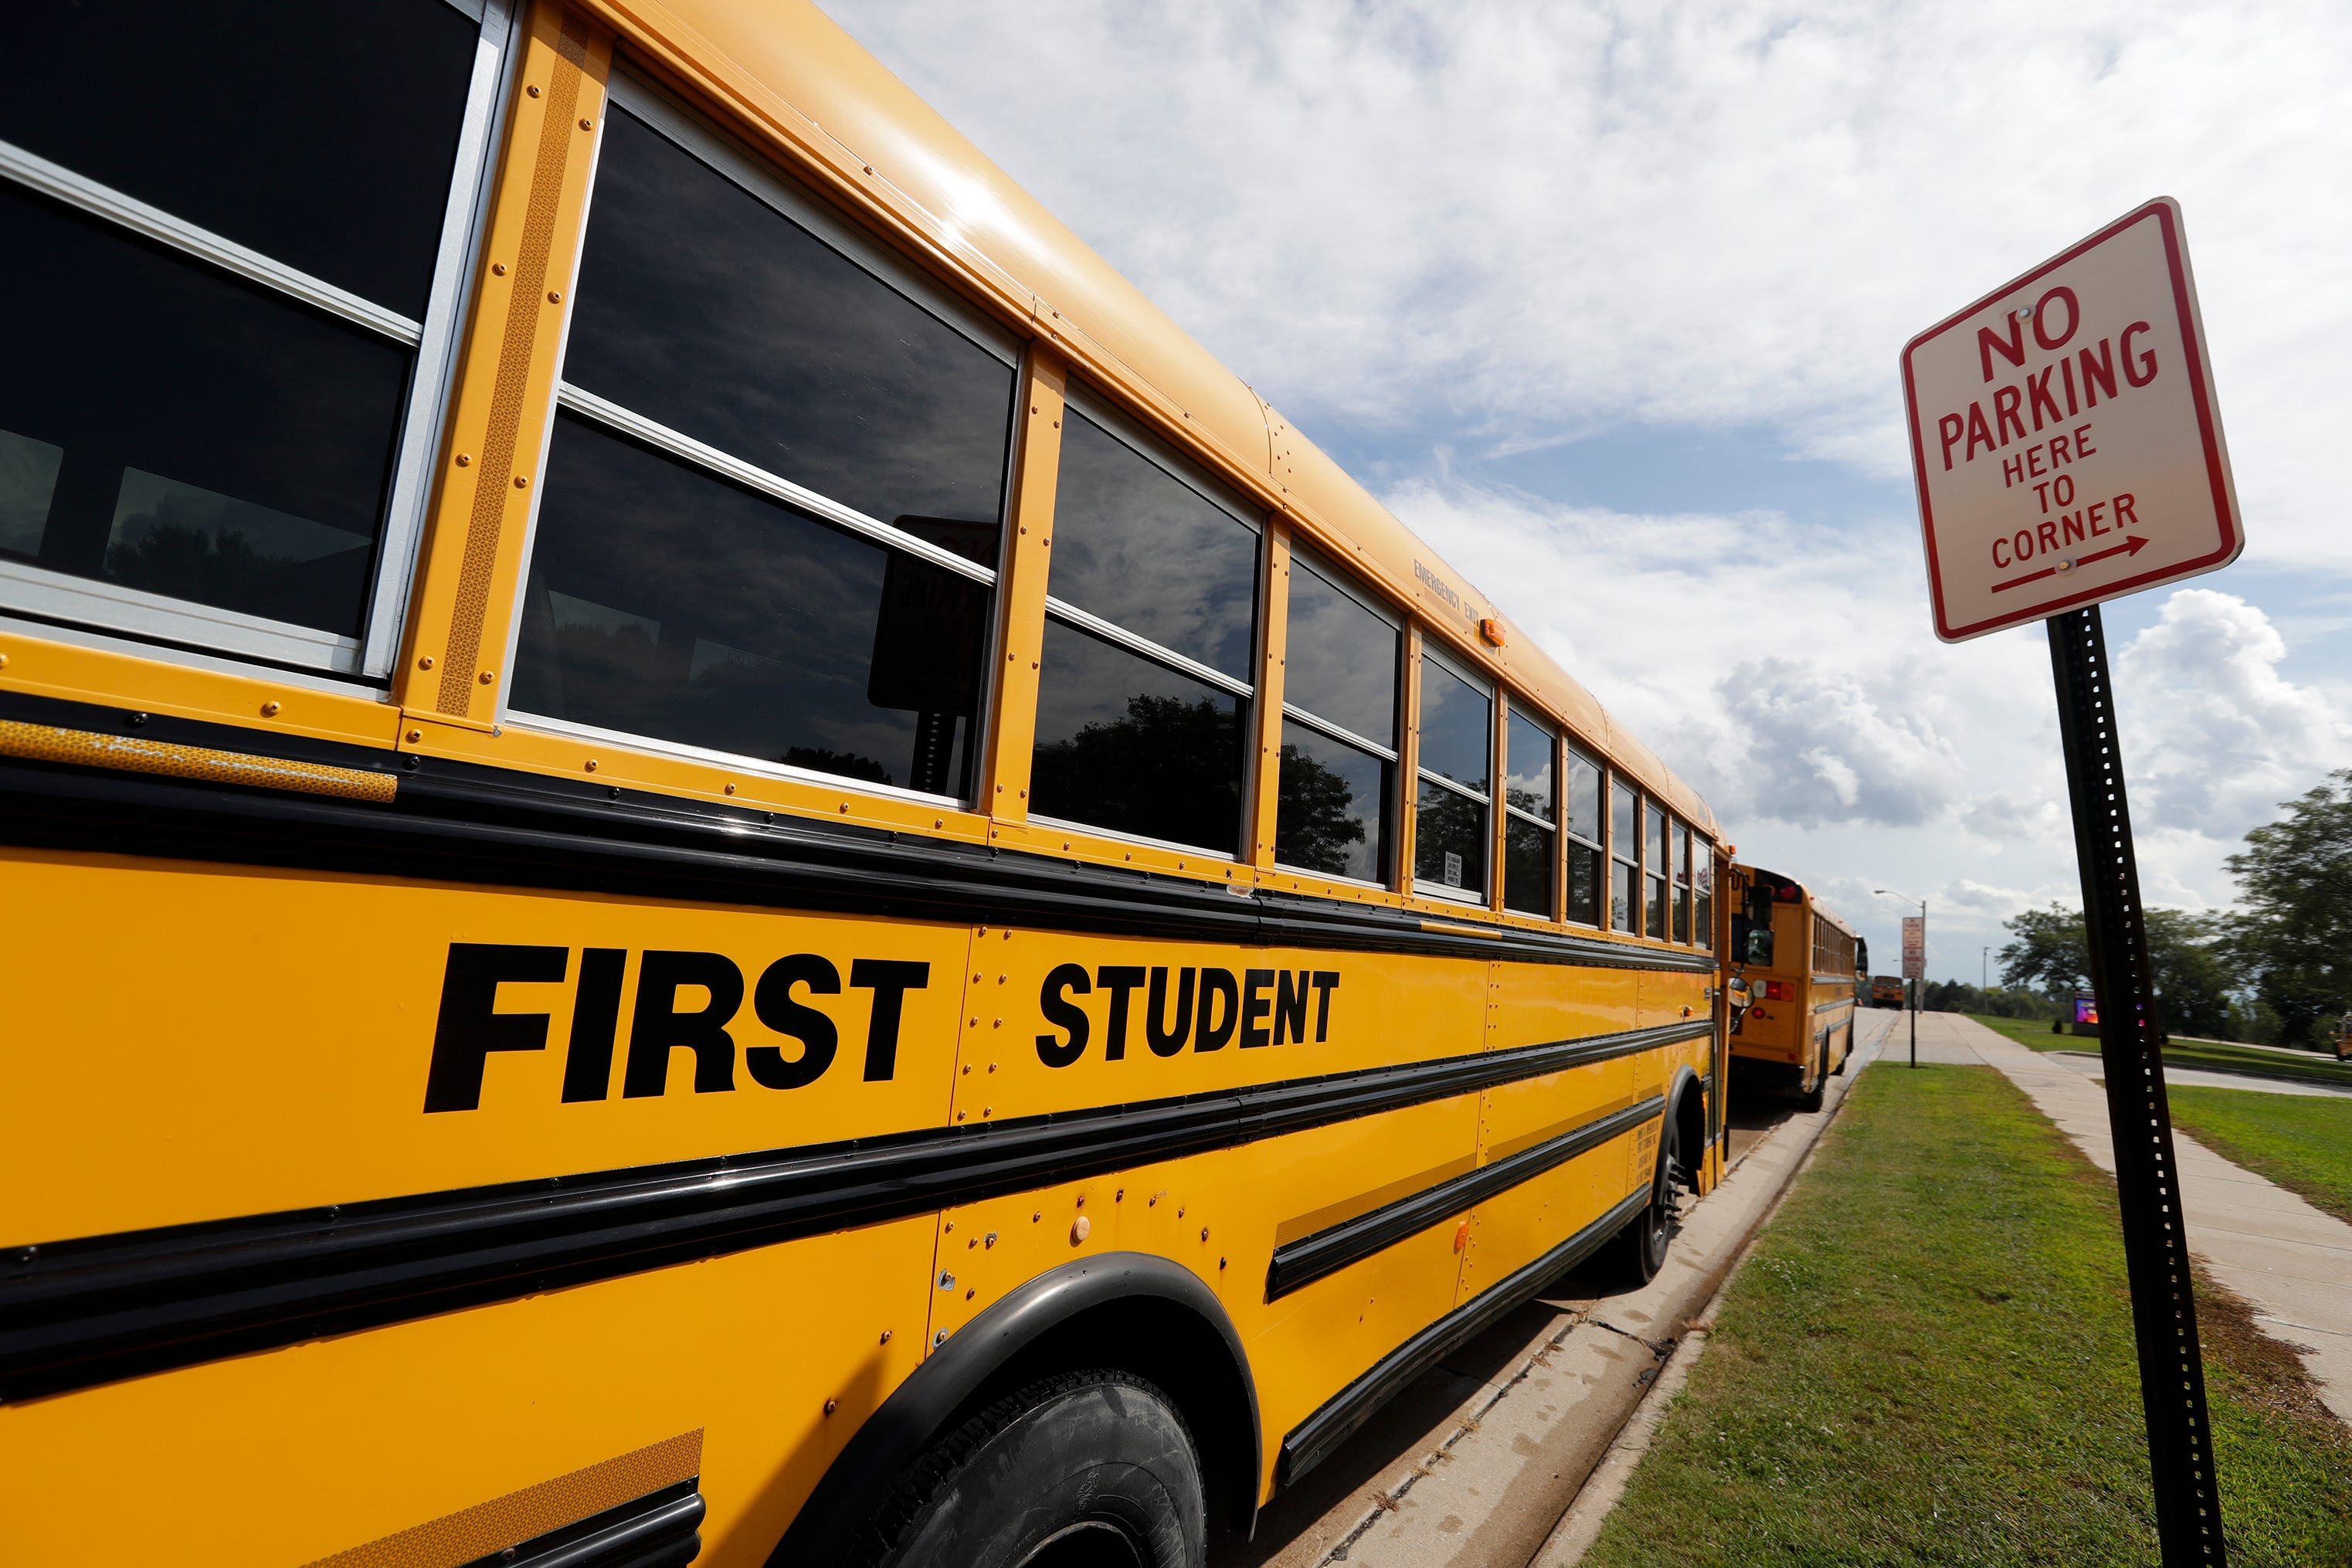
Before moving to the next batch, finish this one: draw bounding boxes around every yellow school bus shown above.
[0,3,1729,1563]
[1726,865,1859,1109]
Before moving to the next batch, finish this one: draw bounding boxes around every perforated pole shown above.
[2048,605,2228,1566]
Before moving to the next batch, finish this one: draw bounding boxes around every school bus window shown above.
[1672,820,1692,942]
[0,0,484,669]
[1032,406,1259,854]
[1414,650,1492,898]
[1277,548,1398,884]
[1564,743,1604,926]
[1694,835,1718,948]
[1610,779,1638,930]
[1644,801,1669,938]
[511,93,1016,798]
[1502,709,1556,916]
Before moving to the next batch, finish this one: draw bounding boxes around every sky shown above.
[819,0,2352,984]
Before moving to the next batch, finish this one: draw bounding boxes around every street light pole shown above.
[1876,889,1926,1069]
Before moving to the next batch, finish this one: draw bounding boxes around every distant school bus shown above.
[1870,974,1908,1009]
[0,4,1732,1565]
[1726,867,1859,1109]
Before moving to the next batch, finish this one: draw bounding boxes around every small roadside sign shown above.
[1900,915,1925,980]
[1901,198,2240,643]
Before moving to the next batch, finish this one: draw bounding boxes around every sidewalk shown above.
[1907,1013,2352,1423]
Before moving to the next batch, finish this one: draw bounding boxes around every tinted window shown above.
[1648,804,1668,876]
[1418,656,1490,792]
[1505,816,1552,917]
[565,110,1014,533]
[1611,857,1636,932]
[0,186,409,639]
[1566,747,1602,845]
[1050,412,1257,680]
[2,0,475,320]
[1278,720,1389,884]
[1505,711,1553,820]
[511,414,989,793]
[1032,618,1246,854]
[1567,840,1603,927]
[1416,779,1486,894]
[1287,554,1397,746]
[1695,846,1716,949]
[1611,782,1638,865]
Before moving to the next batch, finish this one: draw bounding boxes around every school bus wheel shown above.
[1605,1110,1682,1286]
[1800,1038,1828,1113]
[856,1368,1206,1568]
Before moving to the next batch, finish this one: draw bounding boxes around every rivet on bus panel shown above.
[418,655,435,669]
[261,701,280,717]
[478,669,495,684]
[579,117,594,131]
[880,1329,892,1344]
[584,759,597,772]
[725,782,737,794]
[453,454,470,467]
[823,1399,838,1416]
[1071,1216,1091,1244]
[512,474,529,489]
[984,1232,997,1247]
[546,290,562,304]
[526,85,541,97]
[491,263,507,275]
[406,729,423,744]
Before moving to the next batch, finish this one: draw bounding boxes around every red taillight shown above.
[1765,981,1790,1000]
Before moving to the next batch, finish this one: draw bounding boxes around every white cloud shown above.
[1386,476,2351,955]
[826,0,2352,572]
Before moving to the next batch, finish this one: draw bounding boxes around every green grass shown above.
[1962,1013,2352,1088]
[2162,1040,2352,1091]
[1580,1064,2352,1567]
[2170,1086,2352,1227]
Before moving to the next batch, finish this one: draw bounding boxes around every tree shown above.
[1030,694,1246,854]
[1997,902,2238,1039]
[2224,768,2352,1044]
[1997,904,2089,999]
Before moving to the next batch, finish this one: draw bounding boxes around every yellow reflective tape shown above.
[0,720,398,803]
[304,1431,703,1568]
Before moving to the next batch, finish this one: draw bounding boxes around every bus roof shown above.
[1739,864,1854,938]
[611,0,1717,837]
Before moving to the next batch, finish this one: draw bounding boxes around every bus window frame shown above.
[1498,696,1559,921]
[1025,382,1265,857]
[1608,776,1640,935]
[494,66,1026,809]
[1562,738,1604,928]
[1272,542,1403,891]
[0,0,522,682]
[1410,638,1493,906]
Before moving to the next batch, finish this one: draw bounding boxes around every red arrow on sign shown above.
[1991,535,2147,595]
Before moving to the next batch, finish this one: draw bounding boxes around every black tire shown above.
[1603,1104,1682,1286]
[1798,1040,1828,1112]
[858,1369,1207,1568]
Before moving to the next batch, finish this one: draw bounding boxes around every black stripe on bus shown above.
[0,689,1715,975]
[0,1019,1708,1402]
[1264,1095,1662,1302]
[1278,1186,1651,1486]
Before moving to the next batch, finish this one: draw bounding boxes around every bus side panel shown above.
[0,848,976,1245]
[0,1218,938,1566]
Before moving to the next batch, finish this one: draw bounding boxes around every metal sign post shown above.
[1902,197,2242,1566]
[2049,603,2225,1566]
[1900,913,1925,1069]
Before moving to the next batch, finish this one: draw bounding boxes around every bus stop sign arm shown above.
[2049,603,2227,1566]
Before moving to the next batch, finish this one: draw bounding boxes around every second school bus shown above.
[0,2,1731,1563]
[1726,864,1861,1108]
